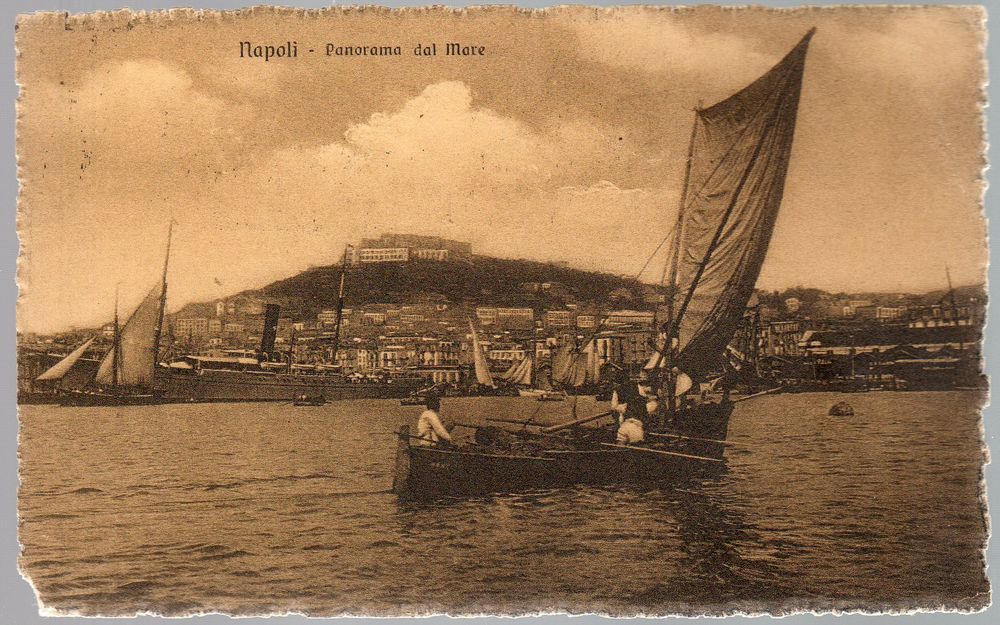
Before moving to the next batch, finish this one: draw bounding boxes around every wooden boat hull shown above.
[392,425,724,500]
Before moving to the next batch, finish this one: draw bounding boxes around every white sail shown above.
[552,340,600,388]
[469,320,495,388]
[95,285,162,387]
[35,338,95,381]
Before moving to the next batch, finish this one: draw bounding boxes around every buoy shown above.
[829,401,854,416]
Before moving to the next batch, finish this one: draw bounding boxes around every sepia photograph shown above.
[13,4,990,617]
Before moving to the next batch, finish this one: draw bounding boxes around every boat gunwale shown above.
[407,445,557,462]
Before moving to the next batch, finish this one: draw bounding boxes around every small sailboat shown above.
[395,29,815,498]
[502,342,566,401]
[59,223,174,406]
[465,320,513,396]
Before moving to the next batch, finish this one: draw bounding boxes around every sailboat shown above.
[465,320,516,396]
[20,337,98,403]
[394,29,814,498]
[503,342,565,401]
[59,224,174,406]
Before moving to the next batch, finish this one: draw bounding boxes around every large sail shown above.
[468,320,495,388]
[670,30,813,381]
[35,338,95,381]
[94,285,162,387]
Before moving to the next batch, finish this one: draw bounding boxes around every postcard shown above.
[14,5,989,617]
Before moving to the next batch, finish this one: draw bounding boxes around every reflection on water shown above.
[18,392,989,615]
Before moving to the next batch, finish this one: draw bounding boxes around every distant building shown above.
[176,317,209,337]
[576,314,598,329]
[412,248,449,261]
[606,310,654,327]
[784,297,801,314]
[876,306,907,320]
[352,233,472,265]
[356,247,410,263]
[544,310,573,328]
[476,307,498,325]
[208,319,222,335]
[496,307,534,327]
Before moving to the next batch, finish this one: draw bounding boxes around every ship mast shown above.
[152,220,174,380]
[330,244,351,368]
[112,284,122,390]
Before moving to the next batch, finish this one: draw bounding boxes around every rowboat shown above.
[392,423,724,499]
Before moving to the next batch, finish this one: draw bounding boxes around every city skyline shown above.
[16,7,987,334]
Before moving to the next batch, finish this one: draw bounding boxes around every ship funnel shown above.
[259,304,281,360]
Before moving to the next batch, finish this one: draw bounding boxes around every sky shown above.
[15,6,987,333]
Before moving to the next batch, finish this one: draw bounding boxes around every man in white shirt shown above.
[616,416,645,445]
[416,395,452,446]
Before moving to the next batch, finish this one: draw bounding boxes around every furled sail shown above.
[669,30,813,381]
[468,320,495,388]
[95,285,162,387]
[501,354,533,386]
[551,340,601,387]
[35,338,95,381]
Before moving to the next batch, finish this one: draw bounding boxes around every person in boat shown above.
[638,369,660,418]
[611,371,656,422]
[610,372,647,444]
[616,413,645,445]
[415,394,452,446]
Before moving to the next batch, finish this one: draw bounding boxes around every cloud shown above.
[569,11,779,88]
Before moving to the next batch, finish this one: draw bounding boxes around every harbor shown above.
[13,5,991,618]
[17,391,988,615]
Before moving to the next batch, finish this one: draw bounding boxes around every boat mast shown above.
[660,108,700,421]
[330,244,351,368]
[112,284,121,390]
[152,220,174,381]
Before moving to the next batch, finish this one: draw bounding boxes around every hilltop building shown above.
[351,233,473,265]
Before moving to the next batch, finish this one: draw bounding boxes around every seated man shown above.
[416,395,452,446]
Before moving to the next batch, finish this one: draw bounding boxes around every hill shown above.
[173,256,651,321]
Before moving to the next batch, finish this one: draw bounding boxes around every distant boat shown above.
[22,337,97,403]
[503,340,566,401]
[293,394,327,406]
[59,224,175,406]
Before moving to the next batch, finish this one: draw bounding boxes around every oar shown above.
[645,431,740,447]
[483,416,540,427]
[540,411,614,434]
[732,387,783,403]
[598,442,723,463]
